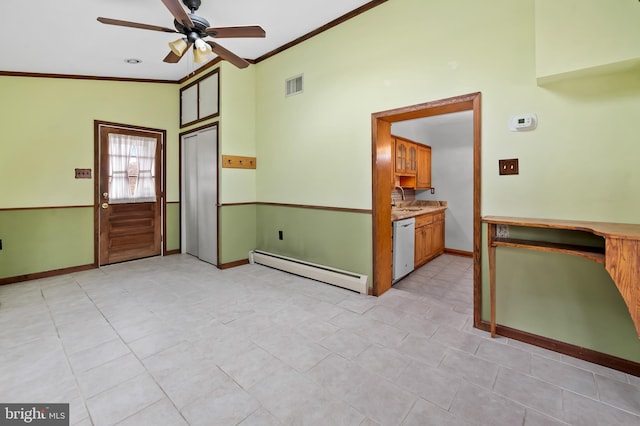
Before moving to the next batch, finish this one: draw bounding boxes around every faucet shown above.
[395,185,405,201]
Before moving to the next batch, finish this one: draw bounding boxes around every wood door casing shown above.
[97,123,163,266]
[372,92,481,297]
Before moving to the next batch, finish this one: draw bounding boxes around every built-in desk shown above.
[483,216,640,340]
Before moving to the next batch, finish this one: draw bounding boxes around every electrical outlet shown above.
[498,159,519,175]
[430,188,435,194]
[0,239,2,250]
[278,230,283,240]
[75,168,92,179]
[496,225,509,239]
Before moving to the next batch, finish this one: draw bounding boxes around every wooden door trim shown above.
[93,120,167,266]
[371,93,481,300]
[178,123,220,265]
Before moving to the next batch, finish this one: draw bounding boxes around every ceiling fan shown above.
[98,0,266,69]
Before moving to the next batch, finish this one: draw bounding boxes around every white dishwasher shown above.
[392,217,415,282]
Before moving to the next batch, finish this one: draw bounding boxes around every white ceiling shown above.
[392,111,474,145]
[0,0,375,81]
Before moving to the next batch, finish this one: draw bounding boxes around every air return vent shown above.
[285,74,304,97]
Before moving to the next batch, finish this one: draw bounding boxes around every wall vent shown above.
[285,74,304,97]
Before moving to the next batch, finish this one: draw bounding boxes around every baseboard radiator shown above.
[249,250,368,294]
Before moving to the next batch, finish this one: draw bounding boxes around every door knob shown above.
[101,203,109,209]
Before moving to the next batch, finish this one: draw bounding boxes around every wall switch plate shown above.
[75,168,92,179]
[498,159,519,175]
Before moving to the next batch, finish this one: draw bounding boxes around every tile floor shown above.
[1,254,639,425]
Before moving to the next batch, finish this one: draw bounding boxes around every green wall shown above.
[0,75,179,279]
[219,204,257,264]
[535,0,640,82]
[245,0,640,361]
[0,208,93,278]
[165,203,181,252]
[256,205,372,283]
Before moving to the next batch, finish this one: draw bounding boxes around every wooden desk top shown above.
[482,216,640,240]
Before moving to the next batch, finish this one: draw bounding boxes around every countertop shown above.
[391,200,448,221]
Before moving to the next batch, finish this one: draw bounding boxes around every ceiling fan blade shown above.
[206,41,250,69]
[97,17,178,33]
[206,26,266,38]
[161,0,194,28]
[163,42,193,63]
[163,51,181,63]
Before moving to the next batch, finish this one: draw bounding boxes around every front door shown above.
[97,123,163,265]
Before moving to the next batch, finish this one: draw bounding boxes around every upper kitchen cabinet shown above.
[395,136,417,175]
[393,135,431,190]
[535,0,640,85]
[416,145,432,190]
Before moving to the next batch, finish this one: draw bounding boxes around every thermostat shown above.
[509,113,537,131]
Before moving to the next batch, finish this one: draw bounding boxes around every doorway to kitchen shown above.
[180,124,219,265]
[371,93,481,322]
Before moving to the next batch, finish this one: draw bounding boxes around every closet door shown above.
[195,128,217,265]
[184,134,199,257]
[182,127,218,265]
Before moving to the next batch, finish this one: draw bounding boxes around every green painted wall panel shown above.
[0,208,93,279]
[219,204,257,264]
[165,202,181,252]
[256,205,372,285]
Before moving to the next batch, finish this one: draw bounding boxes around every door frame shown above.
[93,120,167,267]
[178,122,220,264]
[371,92,481,326]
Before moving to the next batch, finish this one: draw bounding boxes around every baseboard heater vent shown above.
[249,250,368,294]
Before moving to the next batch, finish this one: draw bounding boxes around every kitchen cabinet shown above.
[393,135,431,190]
[414,211,445,267]
[395,137,417,175]
[416,145,431,190]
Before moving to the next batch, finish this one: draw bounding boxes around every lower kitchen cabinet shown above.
[414,211,445,267]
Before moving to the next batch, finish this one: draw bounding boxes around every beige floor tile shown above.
[2,254,638,426]
[403,398,472,426]
[85,374,164,426]
[450,381,526,426]
[115,398,187,426]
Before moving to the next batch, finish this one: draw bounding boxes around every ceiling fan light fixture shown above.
[169,38,188,56]
[193,42,212,63]
[194,38,207,52]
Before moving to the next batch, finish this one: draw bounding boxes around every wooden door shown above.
[98,124,162,265]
